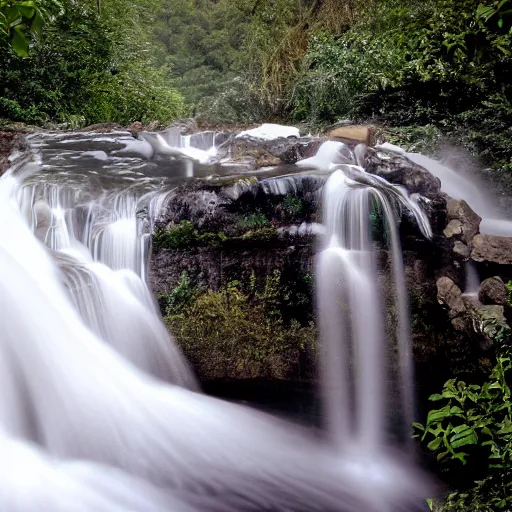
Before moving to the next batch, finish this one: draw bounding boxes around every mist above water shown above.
[406,152,512,237]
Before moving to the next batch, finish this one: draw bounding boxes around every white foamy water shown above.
[0,134,432,511]
[406,152,512,237]
[237,123,300,140]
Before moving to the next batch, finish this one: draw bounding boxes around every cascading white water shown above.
[0,133,433,511]
[406,152,512,236]
[12,143,197,387]
[315,152,433,509]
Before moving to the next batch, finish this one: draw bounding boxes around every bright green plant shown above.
[415,352,511,466]
[158,271,199,316]
[415,344,512,510]
[0,0,50,56]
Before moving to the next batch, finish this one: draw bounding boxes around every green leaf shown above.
[412,422,425,432]
[451,431,478,448]
[437,450,450,461]
[498,18,504,28]
[429,393,444,401]
[10,24,29,57]
[426,406,451,427]
[29,10,42,35]
[452,452,468,464]
[476,4,497,23]
[427,437,443,451]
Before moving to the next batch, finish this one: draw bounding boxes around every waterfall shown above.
[0,133,432,511]
[406,152,512,237]
[315,154,433,510]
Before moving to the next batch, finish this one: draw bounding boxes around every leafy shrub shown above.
[165,277,316,380]
[293,29,408,122]
[158,271,199,316]
[0,0,184,126]
[282,194,303,218]
[236,213,269,230]
[153,221,228,250]
[415,342,512,510]
[153,221,198,249]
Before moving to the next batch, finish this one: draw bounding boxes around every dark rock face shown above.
[436,276,508,350]
[148,138,512,392]
[0,131,26,175]
[472,234,512,264]
[150,243,313,297]
[366,149,442,199]
[479,276,508,305]
[228,137,323,168]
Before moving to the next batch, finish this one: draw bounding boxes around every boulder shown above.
[446,199,481,245]
[328,125,374,145]
[229,137,320,168]
[437,277,465,316]
[443,219,462,238]
[471,234,512,264]
[167,118,198,134]
[366,148,442,199]
[437,276,508,349]
[453,241,471,259]
[479,276,508,305]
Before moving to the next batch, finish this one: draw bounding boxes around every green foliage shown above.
[439,473,512,511]
[384,125,444,154]
[282,194,303,218]
[0,0,184,126]
[158,271,199,316]
[0,0,52,57]
[235,212,269,230]
[293,29,408,122]
[506,280,512,306]
[165,274,316,380]
[415,342,512,509]
[153,221,228,250]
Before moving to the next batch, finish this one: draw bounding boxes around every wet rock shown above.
[471,234,512,264]
[366,148,442,199]
[453,241,471,259]
[437,276,508,349]
[479,276,508,305]
[328,125,374,145]
[167,118,198,134]
[0,131,26,175]
[446,199,481,245]
[437,277,465,316]
[229,137,320,168]
[443,219,462,238]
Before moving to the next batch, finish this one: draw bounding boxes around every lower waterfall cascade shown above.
[0,128,438,511]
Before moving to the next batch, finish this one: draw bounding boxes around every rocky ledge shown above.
[147,128,512,403]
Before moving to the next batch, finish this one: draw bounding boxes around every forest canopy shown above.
[1,0,511,178]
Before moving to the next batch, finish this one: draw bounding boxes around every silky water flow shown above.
[0,133,432,511]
